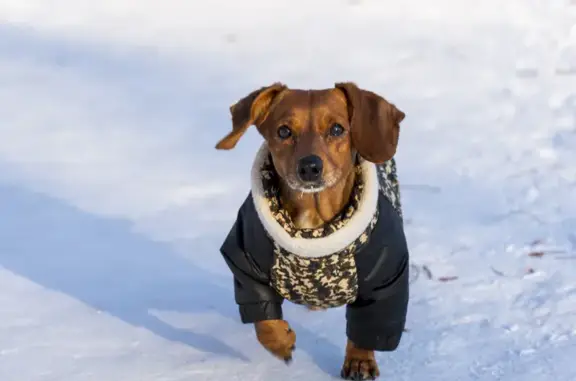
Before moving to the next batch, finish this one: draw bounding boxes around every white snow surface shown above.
[0,0,575,380]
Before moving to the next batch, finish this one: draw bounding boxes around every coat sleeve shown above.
[346,196,410,352]
[219,197,284,324]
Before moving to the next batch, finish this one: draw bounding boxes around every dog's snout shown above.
[297,155,323,183]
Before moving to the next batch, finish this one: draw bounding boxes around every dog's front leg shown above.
[340,339,379,380]
[255,319,296,363]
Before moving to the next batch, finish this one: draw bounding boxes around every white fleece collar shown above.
[250,143,380,258]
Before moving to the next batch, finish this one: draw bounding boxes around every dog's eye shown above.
[277,125,292,140]
[329,123,345,137]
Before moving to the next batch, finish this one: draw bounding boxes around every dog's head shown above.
[216,82,405,193]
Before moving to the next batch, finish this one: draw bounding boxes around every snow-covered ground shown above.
[0,0,575,380]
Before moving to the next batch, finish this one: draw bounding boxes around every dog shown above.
[215,82,409,380]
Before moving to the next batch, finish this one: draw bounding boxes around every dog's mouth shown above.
[298,182,326,193]
[284,171,341,194]
[283,176,324,193]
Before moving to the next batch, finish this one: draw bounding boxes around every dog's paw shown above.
[340,358,379,380]
[340,340,380,380]
[255,320,296,364]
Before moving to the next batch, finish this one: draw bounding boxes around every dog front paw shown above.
[340,340,380,380]
[255,320,296,364]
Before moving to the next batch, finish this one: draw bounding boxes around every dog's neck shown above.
[279,170,357,229]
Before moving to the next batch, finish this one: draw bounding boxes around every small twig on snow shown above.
[490,266,507,277]
[437,276,458,282]
[530,239,544,246]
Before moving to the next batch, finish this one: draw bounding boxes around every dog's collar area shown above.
[250,143,380,258]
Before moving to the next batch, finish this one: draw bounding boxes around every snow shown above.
[0,0,575,379]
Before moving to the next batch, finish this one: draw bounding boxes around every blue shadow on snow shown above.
[0,185,248,362]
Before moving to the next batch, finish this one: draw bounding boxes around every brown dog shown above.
[216,82,409,380]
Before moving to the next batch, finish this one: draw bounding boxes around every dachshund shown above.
[216,82,409,380]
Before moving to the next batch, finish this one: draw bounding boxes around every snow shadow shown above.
[0,184,248,362]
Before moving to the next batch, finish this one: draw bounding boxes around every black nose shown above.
[297,155,323,183]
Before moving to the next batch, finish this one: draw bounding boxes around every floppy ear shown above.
[335,82,405,163]
[215,82,287,150]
